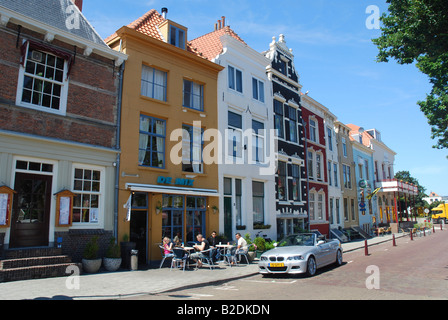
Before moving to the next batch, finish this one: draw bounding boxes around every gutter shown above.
[114,60,125,239]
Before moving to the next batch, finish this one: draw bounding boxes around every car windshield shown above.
[281,234,316,247]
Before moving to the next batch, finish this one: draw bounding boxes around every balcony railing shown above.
[374,179,418,196]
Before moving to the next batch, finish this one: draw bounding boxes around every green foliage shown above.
[83,236,99,260]
[372,0,448,150]
[105,237,121,258]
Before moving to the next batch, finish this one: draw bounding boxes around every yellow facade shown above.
[108,24,223,263]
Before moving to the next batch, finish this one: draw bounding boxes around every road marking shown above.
[242,279,297,284]
[215,285,238,291]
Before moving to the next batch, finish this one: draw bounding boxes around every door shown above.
[130,210,147,264]
[10,173,52,248]
[224,197,232,241]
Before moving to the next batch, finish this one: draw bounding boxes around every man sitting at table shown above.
[190,234,210,268]
[232,233,248,264]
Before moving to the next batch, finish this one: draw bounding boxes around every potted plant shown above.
[103,237,122,272]
[120,233,136,269]
[244,234,257,262]
[82,236,102,273]
[253,236,266,259]
[211,205,219,214]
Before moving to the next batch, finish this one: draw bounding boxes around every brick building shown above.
[0,0,127,261]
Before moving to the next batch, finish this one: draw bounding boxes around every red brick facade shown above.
[0,22,119,148]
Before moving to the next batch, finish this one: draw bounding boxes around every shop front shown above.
[121,182,219,264]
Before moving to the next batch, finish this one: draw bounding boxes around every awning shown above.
[125,183,219,197]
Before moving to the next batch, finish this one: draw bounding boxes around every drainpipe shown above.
[114,60,125,239]
[302,119,310,231]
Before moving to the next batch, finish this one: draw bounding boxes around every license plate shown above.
[269,263,284,267]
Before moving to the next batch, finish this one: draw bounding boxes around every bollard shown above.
[441,223,443,231]
[410,230,413,241]
[392,234,397,247]
[364,240,369,256]
[423,228,426,237]
[433,225,435,233]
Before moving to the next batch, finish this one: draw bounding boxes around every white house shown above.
[191,19,276,241]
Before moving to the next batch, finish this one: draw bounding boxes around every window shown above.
[307,151,314,179]
[343,164,352,189]
[252,120,265,163]
[183,79,204,111]
[317,193,324,220]
[235,179,242,226]
[138,115,166,168]
[316,154,322,180]
[336,198,340,224]
[252,181,265,226]
[141,65,167,101]
[277,161,287,201]
[291,164,300,201]
[328,161,332,186]
[329,198,334,224]
[18,46,67,113]
[182,124,204,173]
[169,25,185,49]
[344,198,349,221]
[73,168,102,224]
[333,163,338,187]
[342,137,347,157]
[309,192,315,220]
[252,77,265,102]
[186,196,206,242]
[227,111,243,158]
[351,199,356,220]
[309,119,317,142]
[327,127,333,151]
[274,100,284,139]
[287,106,297,143]
[228,65,243,93]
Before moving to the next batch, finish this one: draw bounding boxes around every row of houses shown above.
[0,1,418,263]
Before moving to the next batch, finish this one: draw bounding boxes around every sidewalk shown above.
[0,229,438,300]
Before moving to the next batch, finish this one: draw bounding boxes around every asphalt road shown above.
[138,229,448,301]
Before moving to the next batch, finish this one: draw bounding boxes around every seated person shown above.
[232,233,248,264]
[190,234,210,268]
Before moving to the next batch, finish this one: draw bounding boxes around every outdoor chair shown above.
[170,248,189,272]
[198,248,215,270]
[235,244,254,266]
[224,246,237,267]
[159,245,174,268]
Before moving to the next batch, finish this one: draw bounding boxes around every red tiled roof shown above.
[346,123,372,147]
[190,26,247,61]
[105,9,204,57]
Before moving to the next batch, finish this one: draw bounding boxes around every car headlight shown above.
[287,255,304,261]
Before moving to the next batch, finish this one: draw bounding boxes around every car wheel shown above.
[335,249,343,266]
[306,256,317,277]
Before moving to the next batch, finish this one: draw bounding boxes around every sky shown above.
[81,0,448,196]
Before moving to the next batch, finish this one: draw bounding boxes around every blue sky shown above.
[82,0,448,196]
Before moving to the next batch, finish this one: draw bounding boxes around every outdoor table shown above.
[216,244,235,264]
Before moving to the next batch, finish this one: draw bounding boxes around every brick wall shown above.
[55,229,113,262]
[0,22,119,149]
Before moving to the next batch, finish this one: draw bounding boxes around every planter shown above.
[82,258,102,273]
[103,257,122,272]
[256,250,264,259]
[247,251,256,262]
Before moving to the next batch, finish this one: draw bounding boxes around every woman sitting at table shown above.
[190,234,210,268]
[162,237,174,257]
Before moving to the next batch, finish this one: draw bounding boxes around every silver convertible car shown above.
[258,233,343,277]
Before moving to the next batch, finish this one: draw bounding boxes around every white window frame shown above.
[228,65,243,93]
[252,77,265,103]
[16,42,69,115]
[71,164,105,227]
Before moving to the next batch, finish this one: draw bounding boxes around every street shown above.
[133,229,448,301]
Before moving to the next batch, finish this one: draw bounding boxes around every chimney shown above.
[73,0,83,12]
[161,7,168,19]
[222,16,226,28]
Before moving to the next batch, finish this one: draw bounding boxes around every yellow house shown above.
[106,9,223,263]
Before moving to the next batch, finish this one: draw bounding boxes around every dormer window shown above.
[159,19,187,50]
[170,25,185,49]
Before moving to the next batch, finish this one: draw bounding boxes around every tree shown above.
[394,170,427,207]
[372,0,448,149]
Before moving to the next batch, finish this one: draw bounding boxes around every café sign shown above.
[157,176,194,187]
